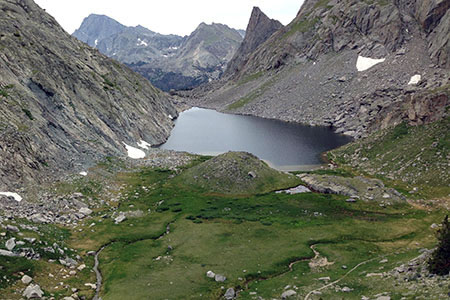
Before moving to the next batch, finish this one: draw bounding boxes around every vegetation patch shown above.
[0,84,14,98]
[330,118,450,198]
[237,71,264,86]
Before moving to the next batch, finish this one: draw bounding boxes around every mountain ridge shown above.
[0,0,177,191]
[187,0,449,140]
[73,15,244,91]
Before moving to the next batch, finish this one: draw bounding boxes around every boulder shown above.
[224,287,236,299]
[5,238,16,251]
[79,207,93,216]
[342,286,353,292]
[206,270,215,278]
[6,225,19,232]
[0,249,19,257]
[21,275,33,285]
[23,283,44,299]
[31,214,46,224]
[281,289,297,299]
[215,274,227,282]
[114,213,127,224]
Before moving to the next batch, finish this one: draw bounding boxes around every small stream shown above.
[92,221,174,299]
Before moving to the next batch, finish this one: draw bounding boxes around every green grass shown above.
[283,17,320,39]
[237,71,264,86]
[330,118,450,199]
[60,160,443,300]
[227,79,275,110]
[1,152,446,299]
[0,84,14,98]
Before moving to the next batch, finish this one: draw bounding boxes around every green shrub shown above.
[22,108,34,120]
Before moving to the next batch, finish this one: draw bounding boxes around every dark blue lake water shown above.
[159,107,351,171]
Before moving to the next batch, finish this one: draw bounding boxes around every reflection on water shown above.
[159,108,351,171]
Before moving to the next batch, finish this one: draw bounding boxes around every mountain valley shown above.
[0,0,449,299]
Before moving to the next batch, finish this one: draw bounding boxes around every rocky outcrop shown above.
[225,7,283,76]
[187,0,449,139]
[0,0,177,190]
[73,16,243,91]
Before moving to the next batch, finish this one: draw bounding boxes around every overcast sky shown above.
[34,0,304,36]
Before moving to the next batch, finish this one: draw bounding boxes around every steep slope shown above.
[72,14,126,48]
[191,0,449,139]
[225,7,283,76]
[73,17,243,91]
[0,0,177,191]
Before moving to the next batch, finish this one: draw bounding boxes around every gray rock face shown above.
[225,7,283,76]
[23,283,44,299]
[0,0,176,191]
[72,15,243,91]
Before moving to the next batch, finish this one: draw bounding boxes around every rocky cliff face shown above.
[189,0,449,139]
[225,7,283,77]
[0,0,177,191]
[73,16,243,91]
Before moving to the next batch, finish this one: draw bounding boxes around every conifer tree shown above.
[428,215,450,275]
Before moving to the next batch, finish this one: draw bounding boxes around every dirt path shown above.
[304,257,377,300]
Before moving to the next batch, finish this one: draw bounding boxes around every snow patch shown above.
[94,39,98,47]
[408,74,421,85]
[356,55,386,72]
[137,140,152,150]
[0,192,22,202]
[79,172,88,176]
[137,38,148,47]
[123,142,146,159]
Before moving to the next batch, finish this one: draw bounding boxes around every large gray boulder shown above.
[224,287,236,299]
[281,289,297,299]
[215,274,227,282]
[5,238,16,251]
[23,283,44,299]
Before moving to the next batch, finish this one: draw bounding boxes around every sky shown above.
[34,0,304,36]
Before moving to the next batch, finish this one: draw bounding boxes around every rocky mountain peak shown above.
[225,6,283,76]
[73,14,126,47]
